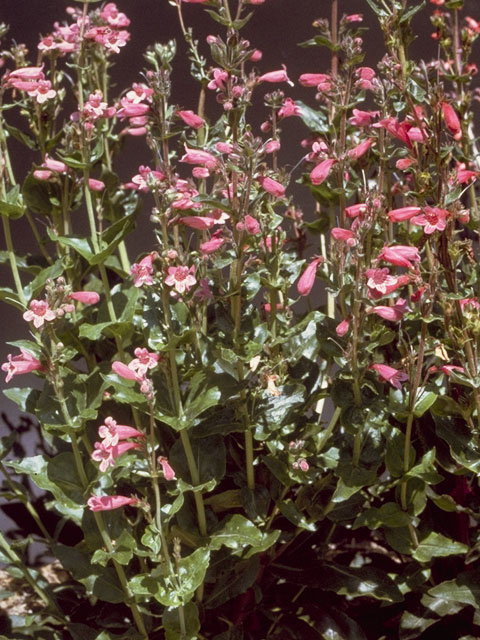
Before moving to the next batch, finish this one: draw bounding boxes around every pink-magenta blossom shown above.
[310,158,335,185]
[299,73,331,88]
[159,456,176,481]
[297,257,323,296]
[258,65,293,86]
[165,265,197,294]
[98,416,145,448]
[368,298,408,322]
[331,227,357,246]
[128,348,160,376]
[377,245,421,269]
[87,494,139,512]
[177,109,204,129]
[68,291,100,304]
[88,178,105,191]
[410,206,448,234]
[336,319,350,337]
[260,176,286,198]
[92,440,142,472]
[23,300,56,329]
[365,268,410,299]
[131,253,156,287]
[345,203,367,218]
[2,349,43,383]
[179,216,216,230]
[441,102,462,140]
[348,138,373,159]
[370,363,408,389]
[112,361,138,381]
[200,231,225,255]
[180,145,218,169]
[388,206,422,222]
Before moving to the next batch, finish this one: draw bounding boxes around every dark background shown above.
[0,0,479,420]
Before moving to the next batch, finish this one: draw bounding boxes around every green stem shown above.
[2,216,26,306]
[318,406,341,454]
[0,530,62,616]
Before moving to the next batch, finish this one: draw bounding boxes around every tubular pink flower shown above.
[336,319,350,337]
[8,65,44,80]
[87,495,139,511]
[88,178,105,191]
[410,206,448,234]
[365,268,410,299]
[92,440,142,472]
[98,416,145,448]
[345,203,367,218]
[349,108,379,127]
[159,456,176,481]
[278,98,301,118]
[130,253,156,287]
[387,206,422,222]
[310,158,335,185]
[299,73,331,88]
[260,176,286,198]
[348,138,373,159]
[370,363,408,389]
[177,110,205,129]
[441,102,462,140]
[2,349,43,383]
[258,65,293,86]
[165,266,197,294]
[179,216,216,230]
[68,291,100,304]
[297,257,323,296]
[377,245,421,269]
[180,145,218,169]
[200,231,225,255]
[112,361,138,381]
[129,348,160,376]
[368,298,408,322]
[331,227,356,246]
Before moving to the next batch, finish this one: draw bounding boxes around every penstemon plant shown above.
[2,0,480,638]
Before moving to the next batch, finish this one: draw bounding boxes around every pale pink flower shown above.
[456,163,477,184]
[349,108,379,127]
[130,253,156,287]
[200,231,225,254]
[265,140,281,153]
[23,300,56,328]
[180,216,216,230]
[346,13,363,22]
[388,206,422,222]
[396,158,416,170]
[459,297,480,311]
[258,65,293,86]
[87,494,139,511]
[129,348,160,377]
[88,178,105,191]
[348,138,373,159]
[356,66,376,90]
[278,98,301,118]
[158,456,176,481]
[428,364,465,376]
[8,65,44,80]
[260,176,286,198]
[368,298,408,322]
[192,167,210,179]
[112,361,138,381]
[237,214,261,235]
[365,268,410,299]
[177,110,205,129]
[92,440,141,472]
[216,142,233,154]
[377,245,421,268]
[370,363,408,389]
[331,227,357,246]
[98,416,145,448]
[297,257,323,296]
[310,158,335,185]
[165,265,197,294]
[68,291,100,304]
[100,3,130,27]
[27,80,56,104]
[126,83,153,103]
[250,49,262,62]
[345,203,367,218]
[181,145,218,169]
[2,349,43,383]
[298,73,331,88]
[411,206,448,234]
[207,68,228,91]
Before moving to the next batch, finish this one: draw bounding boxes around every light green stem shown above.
[2,216,26,306]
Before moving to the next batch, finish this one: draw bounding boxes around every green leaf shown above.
[184,372,221,423]
[54,544,124,603]
[434,415,480,473]
[399,0,426,25]
[413,389,437,417]
[129,547,210,607]
[0,185,24,219]
[277,499,317,531]
[170,434,226,486]
[210,514,279,554]
[204,556,260,610]
[319,563,403,602]
[296,101,328,133]
[3,387,40,414]
[427,571,480,608]
[405,448,443,484]
[22,173,60,215]
[353,502,412,530]
[412,532,468,563]
[163,602,200,640]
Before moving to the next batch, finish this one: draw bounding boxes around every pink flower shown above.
[27,80,56,104]
[345,203,367,218]
[388,206,422,222]
[131,253,156,287]
[260,176,286,198]
[377,245,421,269]
[411,206,448,234]
[100,3,130,27]
[87,495,139,512]
[2,349,43,383]
[336,319,350,337]
[429,364,465,376]
[348,138,373,159]
[180,216,216,230]
[346,13,363,22]
[98,416,145,448]
[177,109,205,129]
[88,178,105,191]
[456,163,477,184]
[278,98,301,118]
[310,158,335,185]
[207,68,228,91]
[129,348,160,376]
[331,227,356,246]
[92,440,141,472]
[356,66,376,90]
[265,140,281,153]
[165,265,197,294]
[396,158,416,170]
[200,231,225,254]
[180,145,217,169]
[365,268,410,299]
[23,300,56,328]
[349,108,379,126]
[299,73,331,88]
[159,456,176,481]
[237,214,261,235]
[68,291,100,304]
[216,142,233,154]
[112,361,138,381]
[441,102,462,141]
[368,298,408,322]
[297,257,323,296]
[370,363,408,389]
[258,65,293,86]
[8,65,45,80]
